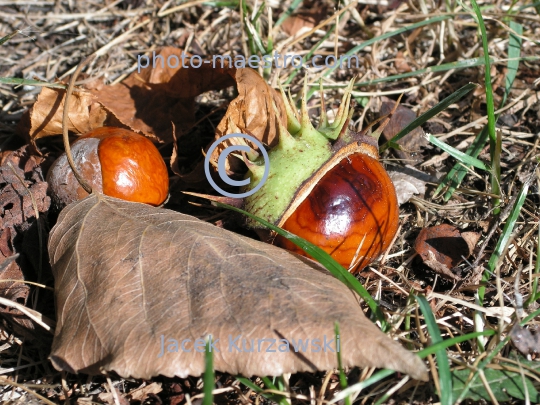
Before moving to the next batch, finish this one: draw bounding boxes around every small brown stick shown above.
[60,15,154,192]
[0,376,57,405]
[61,54,96,194]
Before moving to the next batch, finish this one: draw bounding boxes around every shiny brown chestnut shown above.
[275,151,399,272]
[240,79,399,273]
[48,127,169,209]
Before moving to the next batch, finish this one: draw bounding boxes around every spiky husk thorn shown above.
[241,77,378,229]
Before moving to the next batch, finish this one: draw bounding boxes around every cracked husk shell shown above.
[241,79,399,273]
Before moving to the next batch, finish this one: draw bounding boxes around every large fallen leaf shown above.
[48,194,427,381]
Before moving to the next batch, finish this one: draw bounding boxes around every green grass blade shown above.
[260,376,278,391]
[350,55,535,89]
[435,21,523,201]
[334,323,351,405]
[483,178,531,285]
[245,21,267,56]
[321,15,451,79]
[274,0,302,28]
[260,376,290,405]
[242,376,290,405]
[435,127,489,200]
[426,134,490,171]
[0,30,20,46]
[251,1,266,24]
[215,202,388,330]
[330,328,494,404]
[469,0,500,211]
[379,83,477,153]
[236,376,261,392]
[236,376,289,404]
[202,337,215,405]
[206,1,239,5]
[354,57,485,87]
[478,179,531,303]
[417,330,495,357]
[415,295,452,405]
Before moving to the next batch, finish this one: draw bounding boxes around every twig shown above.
[61,54,94,194]
[61,14,155,193]
[0,376,58,405]
[0,296,54,331]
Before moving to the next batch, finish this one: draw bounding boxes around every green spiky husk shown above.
[241,79,357,229]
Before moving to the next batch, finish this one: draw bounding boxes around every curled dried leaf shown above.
[388,166,430,205]
[27,86,106,141]
[281,5,327,36]
[89,47,235,142]
[414,224,480,280]
[0,146,51,333]
[380,98,428,166]
[211,68,287,174]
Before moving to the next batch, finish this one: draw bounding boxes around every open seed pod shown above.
[241,79,399,273]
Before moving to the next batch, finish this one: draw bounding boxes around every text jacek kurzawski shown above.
[157,334,340,357]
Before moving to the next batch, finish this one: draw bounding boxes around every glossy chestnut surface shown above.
[48,127,169,209]
[275,153,399,272]
[83,128,169,206]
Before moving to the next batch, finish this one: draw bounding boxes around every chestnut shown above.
[48,127,169,209]
[240,80,399,273]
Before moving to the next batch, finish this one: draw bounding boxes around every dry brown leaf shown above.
[48,194,428,381]
[414,224,480,280]
[0,147,50,256]
[423,250,460,281]
[27,86,106,141]
[281,6,327,36]
[388,166,430,205]
[211,68,287,174]
[380,98,428,166]
[89,47,235,142]
[97,389,129,405]
[0,146,50,333]
[395,51,412,73]
[24,47,236,144]
[127,382,162,402]
[511,323,540,356]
